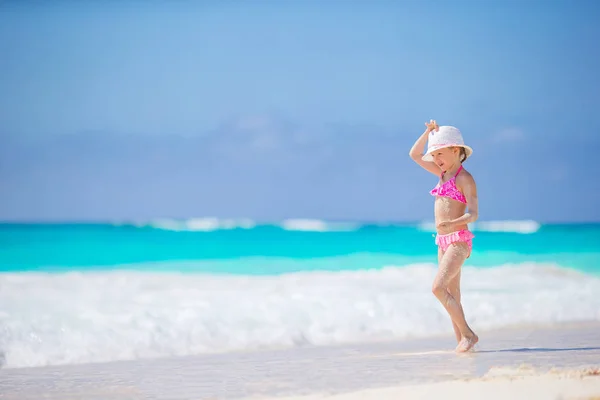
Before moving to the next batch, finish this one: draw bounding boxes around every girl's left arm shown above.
[449,174,479,226]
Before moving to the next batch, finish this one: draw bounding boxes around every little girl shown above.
[409,120,479,353]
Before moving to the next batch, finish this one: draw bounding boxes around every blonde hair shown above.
[458,147,467,163]
[450,146,467,163]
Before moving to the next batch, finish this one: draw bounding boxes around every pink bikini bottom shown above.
[435,229,475,253]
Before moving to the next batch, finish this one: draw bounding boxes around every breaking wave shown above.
[1,262,598,369]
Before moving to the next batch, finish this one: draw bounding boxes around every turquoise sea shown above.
[1,219,599,369]
[2,219,599,274]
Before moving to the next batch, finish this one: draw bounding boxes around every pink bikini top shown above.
[430,165,467,204]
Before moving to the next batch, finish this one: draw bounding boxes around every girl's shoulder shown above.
[456,167,476,185]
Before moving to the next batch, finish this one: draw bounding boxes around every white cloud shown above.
[215,114,328,155]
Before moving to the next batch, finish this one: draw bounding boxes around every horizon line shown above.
[0,218,598,226]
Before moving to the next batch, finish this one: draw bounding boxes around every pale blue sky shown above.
[1,0,599,222]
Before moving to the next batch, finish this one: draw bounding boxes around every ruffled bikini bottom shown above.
[435,229,474,256]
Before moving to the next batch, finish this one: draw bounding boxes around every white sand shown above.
[1,322,599,400]
[263,367,600,400]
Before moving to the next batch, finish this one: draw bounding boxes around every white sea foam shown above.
[418,220,541,234]
[120,218,541,234]
[417,221,437,232]
[471,220,541,234]
[121,218,361,232]
[280,219,359,232]
[137,218,257,231]
[1,263,598,369]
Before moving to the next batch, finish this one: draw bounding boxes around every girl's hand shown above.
[425,119,439,133]
[436,221,453,230]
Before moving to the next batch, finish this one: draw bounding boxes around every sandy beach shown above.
[266,370,600,400]
[1,321,599,400]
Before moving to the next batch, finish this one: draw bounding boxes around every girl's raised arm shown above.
[409,120,442,176]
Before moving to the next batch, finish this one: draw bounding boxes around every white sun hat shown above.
[422,125,473,162]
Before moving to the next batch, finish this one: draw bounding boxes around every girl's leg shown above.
[432,242,477,352]
[448,269,462,343]
[437,247,461,343]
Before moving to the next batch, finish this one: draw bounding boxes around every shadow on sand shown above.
[477,346,600,354]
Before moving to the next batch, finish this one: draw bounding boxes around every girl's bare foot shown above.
[456,333,478,353]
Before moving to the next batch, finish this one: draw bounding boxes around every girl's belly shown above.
[434,197,468,234]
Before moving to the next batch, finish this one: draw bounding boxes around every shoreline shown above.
[1,322,599,399]
[3,319,599,372]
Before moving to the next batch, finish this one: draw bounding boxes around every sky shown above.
[1,0,599,222]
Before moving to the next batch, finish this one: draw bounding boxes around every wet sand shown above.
[1,322,599,400]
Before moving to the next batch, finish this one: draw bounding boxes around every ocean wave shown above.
[117,218,361,232]
[280,219,360,232]
[129,218,257,231]
[471,220,541,234]
[1,262,598,369]
[418,220,541,234]
[114,218,542,234]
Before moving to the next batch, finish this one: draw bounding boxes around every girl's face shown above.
[431,147,460,171]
